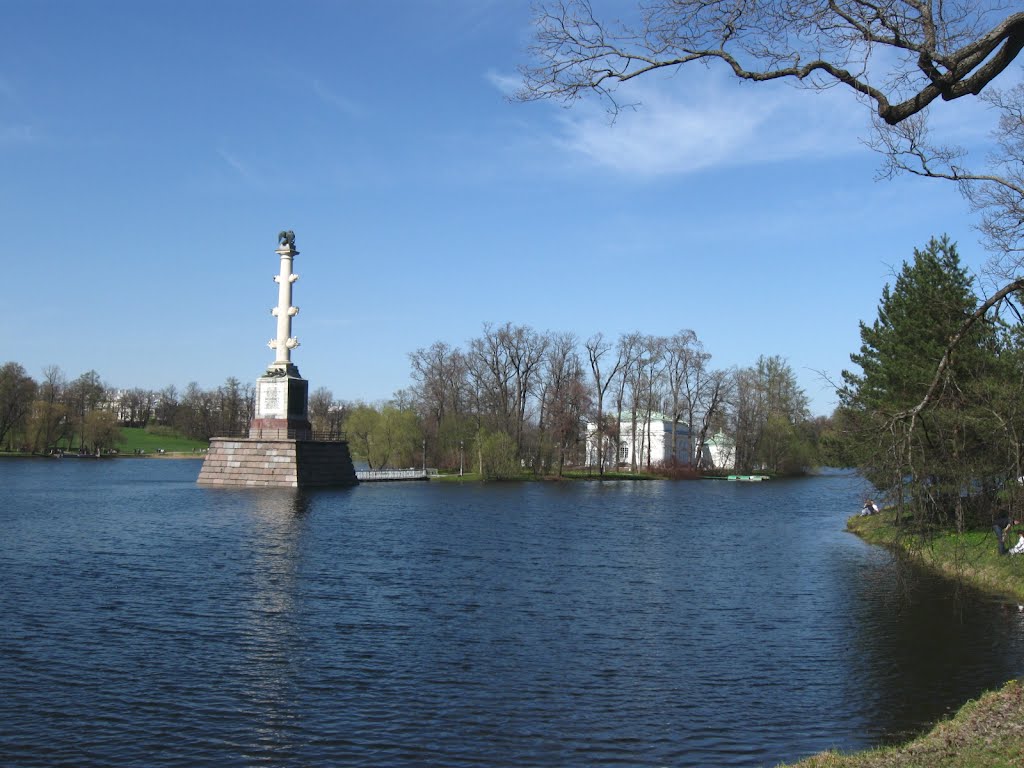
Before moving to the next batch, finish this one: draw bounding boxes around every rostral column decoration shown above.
[269,229,300,374]
[197,229,358,487]
[249,230,312,439]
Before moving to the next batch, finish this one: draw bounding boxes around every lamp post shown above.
[422,438,426,475]
[459,440,464,477]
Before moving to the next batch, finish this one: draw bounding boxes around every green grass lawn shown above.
[116,427,208,455]
[432,471,484,482]
[847,510,1024,601]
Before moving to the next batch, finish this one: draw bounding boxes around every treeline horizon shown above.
[0,323,829,475]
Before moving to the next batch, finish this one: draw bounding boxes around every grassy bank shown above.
[780,679,1023,767]
[847,510,1024,602]
[781,510,1024,768]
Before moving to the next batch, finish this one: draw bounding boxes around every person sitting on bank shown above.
[1010,530,1024,555]
[860,499,880,516]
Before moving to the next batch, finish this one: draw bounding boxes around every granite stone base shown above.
[197,438,358,488]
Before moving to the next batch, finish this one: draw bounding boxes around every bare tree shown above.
[623,334,665,471]
[309,386,348,436]
[409,341,469,461]
[692,369,732,470]
[467,324,517,436]
[538,332,590,475]
[31,365,68,453]
[585,332,627,474]
[503,323,550,455]
[155,385,179,427]
[66,370,107,451]
[117,387,156,428]
[177,382,217,440]
[217,377,246,436]
[612,332,645,468]
[466,323,548,456]
[518,1,1024,127]
[663,330,710,466]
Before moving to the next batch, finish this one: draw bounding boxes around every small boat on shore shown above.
[727,474,769,482]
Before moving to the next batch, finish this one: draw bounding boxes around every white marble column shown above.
[268,239,300,371]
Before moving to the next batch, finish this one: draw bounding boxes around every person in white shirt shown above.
[1010,532,1024,555]
[859,499,880,516]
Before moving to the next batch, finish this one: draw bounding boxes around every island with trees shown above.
[0,326,823,477]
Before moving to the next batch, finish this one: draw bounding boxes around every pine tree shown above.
[838,236,1000,527]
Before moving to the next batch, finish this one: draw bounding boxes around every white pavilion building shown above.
[585,413,692,470]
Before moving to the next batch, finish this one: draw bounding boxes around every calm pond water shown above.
[1,459,1022,767]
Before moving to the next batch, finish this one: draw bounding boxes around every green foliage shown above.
[344,405,381,466]
[760,413,815,475]
[375,406,422,468]
[843,235,983,413]
[344,403,424,469]
[837,236,1010,527]
[436,412,477,471]
[27,400,69,454]
[0,362,37,450]
[83,410,121,453]
[478,430,521,480]
[732,355,813,474]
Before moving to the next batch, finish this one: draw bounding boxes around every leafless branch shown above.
[518,1,1024,125]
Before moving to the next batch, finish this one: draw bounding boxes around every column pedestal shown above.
[196,232,357,488]
[197,437,358,488]
[250,367,312,439]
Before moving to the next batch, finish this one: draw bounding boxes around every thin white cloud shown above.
[216,148,264,186]
[486,69,520,97]
[311,79,366,119]
[549,72,871,176]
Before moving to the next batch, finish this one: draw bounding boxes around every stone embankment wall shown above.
[197,438,358,487]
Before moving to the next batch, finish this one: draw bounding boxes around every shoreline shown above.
[0,452,204,460]
[774,512,1024,767]
[781,679,1023,767]
[846,510,1024,602]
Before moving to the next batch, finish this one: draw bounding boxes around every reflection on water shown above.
[841,544,1024,744]
[0,461,1021,767]
[239,491,312,757]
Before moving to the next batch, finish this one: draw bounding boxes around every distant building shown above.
[585,413,691,470]
[699,431,735,471]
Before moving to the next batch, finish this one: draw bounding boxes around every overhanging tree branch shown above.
[518,1,1024,125]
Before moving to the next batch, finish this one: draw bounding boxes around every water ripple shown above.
[2,463,1023,766]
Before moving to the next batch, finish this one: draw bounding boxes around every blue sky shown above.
[2,0,1004,415]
